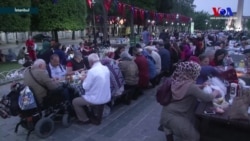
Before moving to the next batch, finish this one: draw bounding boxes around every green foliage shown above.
[156,0,173,13]
[246,19,250,31]
[209,18,226,30]
[0,0,31,32]
[31,0,87,31]
[192,11,210,30]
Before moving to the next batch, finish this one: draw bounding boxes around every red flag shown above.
[104,0,112,12]
[118,3,126,17]
[86,0,92,8]
[140,10,145,21]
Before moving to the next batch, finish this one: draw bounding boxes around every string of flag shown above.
[86,0,191,25]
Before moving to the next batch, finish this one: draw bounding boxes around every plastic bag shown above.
[203,77,229,109]
[18,86,37,110]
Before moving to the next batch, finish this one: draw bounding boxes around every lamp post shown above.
[128,0,135,46]
[205,20,208,32]
[176,14,179,31]
[190,18,193,34]
[147,20,155,33]
[171,22,174,32]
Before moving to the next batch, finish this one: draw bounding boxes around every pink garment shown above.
[189,56,200,64]
[181,44,192,61]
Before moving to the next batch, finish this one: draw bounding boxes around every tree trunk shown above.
[137,25,140,35]
[72,31,75,40]
[16,32,19,44]
[28,31,32,36]
[5,32,9,44]
[80,30,84,38]
[52,30,59,42]
[101,1,108,41]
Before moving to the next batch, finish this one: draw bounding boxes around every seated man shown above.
[47,54,66,80]
[23,59,69,105]
[72,53,111,124]
[66,50,87,74]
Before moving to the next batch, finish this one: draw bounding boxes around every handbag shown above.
[156,77,172,106]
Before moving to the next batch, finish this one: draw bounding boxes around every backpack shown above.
[4,82,26,116]
[156,77,172,106]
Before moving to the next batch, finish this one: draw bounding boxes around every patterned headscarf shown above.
[171,61,201,100]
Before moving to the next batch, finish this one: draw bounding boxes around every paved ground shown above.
[0,86,166,141]
[1,82,250,141]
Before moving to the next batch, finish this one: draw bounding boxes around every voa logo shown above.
[212,7,233,17]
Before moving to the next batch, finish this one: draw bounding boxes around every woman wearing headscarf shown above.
[118,51,139,104]
[37,41,53,64]
[159,61,220,141]
[114,46,125,60]
[101,51,125,98]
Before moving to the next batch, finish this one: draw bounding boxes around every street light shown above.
[176,14,179,31]
[171,22,174,32]
[147,20,155,32]
[205,19,208,31]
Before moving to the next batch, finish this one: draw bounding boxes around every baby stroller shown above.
[5,82,72,141]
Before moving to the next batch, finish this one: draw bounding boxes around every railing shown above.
[0,67,26,85]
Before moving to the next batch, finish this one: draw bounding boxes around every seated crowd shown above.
[21,34,249,141]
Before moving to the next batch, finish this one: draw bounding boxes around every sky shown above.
[194,0,250,16]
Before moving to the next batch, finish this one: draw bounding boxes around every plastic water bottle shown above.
[239,60,245,68]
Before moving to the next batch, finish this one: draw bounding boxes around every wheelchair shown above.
[8,83,73,141]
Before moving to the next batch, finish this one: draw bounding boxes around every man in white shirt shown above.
[72,53,111,124]
[47,54,66,80]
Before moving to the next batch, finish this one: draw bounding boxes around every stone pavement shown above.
[0,86,166,141]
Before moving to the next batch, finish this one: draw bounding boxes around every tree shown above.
[192,11,210,31]
[246,19,250,31]
[0,0,31,32]
[156,0,173,13]
[170,0,194,17]
[31,0,87,41]
[0,0,31,43]
[209,19,226,30]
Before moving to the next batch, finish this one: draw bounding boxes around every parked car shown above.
[32,34,52,42]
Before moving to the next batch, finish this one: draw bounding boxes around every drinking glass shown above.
[229,83,237,104]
